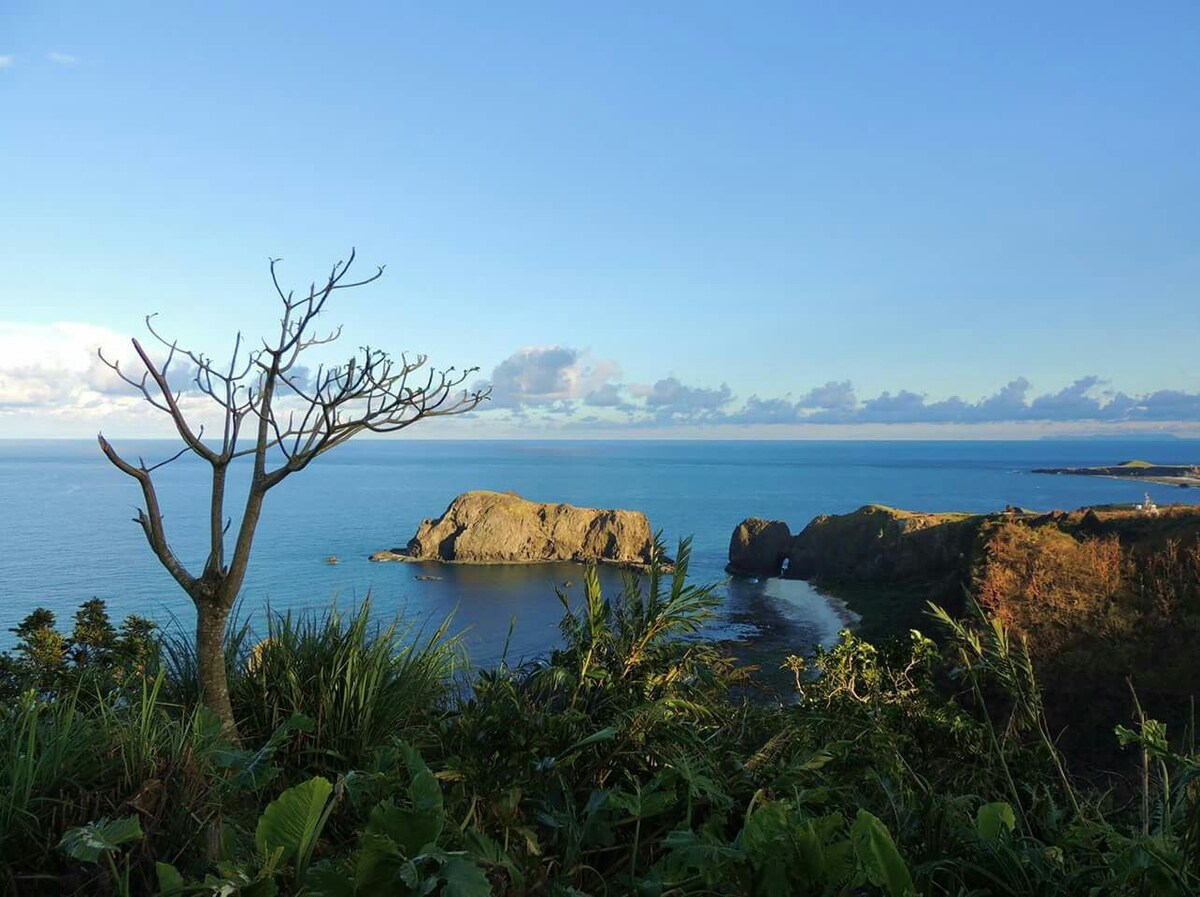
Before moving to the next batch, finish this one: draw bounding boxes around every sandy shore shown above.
[1090,474,1200,488]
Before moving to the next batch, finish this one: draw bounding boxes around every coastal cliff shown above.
[371,490,660,569]
[785,505,982,588]
[729,502,1200,600]
[726,505,982,591]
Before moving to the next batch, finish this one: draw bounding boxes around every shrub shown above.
[231,599,462,772]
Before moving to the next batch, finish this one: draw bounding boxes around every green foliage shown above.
[59,815,143,863]
[155,861,184,896]
[8,554,1200,894]
[215,712,316,790]
[660,801,914,896]
[851,810,915,896]
[305,744,489,896]
[2,608,67,690]
[232,599,461,772]
[975,801,1016,843]
[59,815,144,897]
[0,601,161,700]
[71,598,117,665]
[363,744,444,856]
[256,776,337,875]
[147,738,490,897]
[436,538,745,891]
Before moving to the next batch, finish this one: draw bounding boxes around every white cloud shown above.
[0,56,14,69]
[0,322,129,407]
[642,377,733,418]
[470,344,1200,432]
[797,380,856,411]
[3,324,1199,437]
[483,346,622,408]
[0,321,216,437]
[47,51,78,65]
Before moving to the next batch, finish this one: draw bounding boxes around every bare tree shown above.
[98,251,488,736]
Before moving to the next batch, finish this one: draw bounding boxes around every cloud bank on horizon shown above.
[1,325,1197,438]
[479,346,1200,430]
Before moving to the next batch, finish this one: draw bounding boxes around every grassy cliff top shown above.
[852,503,975,522]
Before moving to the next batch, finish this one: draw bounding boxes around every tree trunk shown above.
[195,597,238,739]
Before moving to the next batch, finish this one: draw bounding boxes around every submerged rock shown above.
[726,517,792,577]
[370,490,661,569]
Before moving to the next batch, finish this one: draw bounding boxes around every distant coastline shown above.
[1033,459,1200,488]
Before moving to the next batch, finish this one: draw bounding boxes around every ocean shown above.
[2,438,1198,666]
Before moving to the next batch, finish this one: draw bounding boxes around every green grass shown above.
[231,599,462,771]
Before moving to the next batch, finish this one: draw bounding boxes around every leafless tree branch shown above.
[96,250,490,734]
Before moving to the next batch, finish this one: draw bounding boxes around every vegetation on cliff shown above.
[755,503,1200,596]
[786,505,981,587]
[974,508,1200,763]
[4,537,1200,895]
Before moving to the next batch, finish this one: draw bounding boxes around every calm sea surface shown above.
[2,439,1198,665]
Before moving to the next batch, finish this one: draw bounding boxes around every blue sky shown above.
[2,1,1198,437]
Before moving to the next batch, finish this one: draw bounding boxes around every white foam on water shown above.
[758,578,860,647]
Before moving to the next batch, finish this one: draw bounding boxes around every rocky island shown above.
[1033,459,1200,488]
[370,490,663,569]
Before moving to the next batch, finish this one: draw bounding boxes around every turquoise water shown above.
[1,439,1198,665]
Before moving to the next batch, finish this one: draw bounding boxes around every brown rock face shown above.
[726,518,792,576]
[765,502,1200,595]
[370,490,659,569]
[784,504,981,585]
